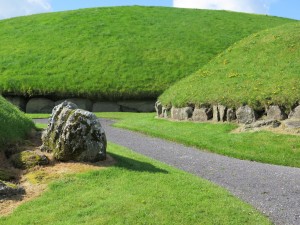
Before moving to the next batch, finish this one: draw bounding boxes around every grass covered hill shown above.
[160,22,300,110]
[0,6,295,100]
[0,96,34,149]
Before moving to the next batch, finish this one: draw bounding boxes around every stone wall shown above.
[3,96,156,113]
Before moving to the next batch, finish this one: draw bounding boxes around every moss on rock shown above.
[10,151,49,169]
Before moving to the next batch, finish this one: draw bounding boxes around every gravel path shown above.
[35,118,300,225]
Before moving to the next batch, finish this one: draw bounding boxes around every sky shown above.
[0,0,299,21]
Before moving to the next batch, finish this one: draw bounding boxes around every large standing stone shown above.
[226,108,236,122]
[155,101,163,117]
[117,101,155,112]
[267,105,287,120]
[236,105,256,124]
[26,98,55,113]
[192,107,212,121]
[5,96,27,111]
[92,102,120,112]
[171,107,193,120]
[218,105,227,122]
[212,105,219,122]
[41,101,107,162]
[162,106,170,118]
[55,98,93,111]
[288,106,300,119]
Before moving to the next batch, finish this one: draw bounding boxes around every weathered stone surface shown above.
[218,105,227,122]
[56,98,93,111]
[212,105,219,122]
[288,106,300,119]
[226,108,236,122]
[92,102,120,112]
[41,101,107,162]
[284,120,300,129]
[0,181,25,198]
[5,96,27,111]
[192,107,212,121]
[26,98,55,113]
[162,106,170,118]
[10,150,49,169]
[267,105,287,120]
[171,107,193,120]
[244,119,281,130]
[117,101,155,112]
[155,101,163,117]
[236,105,256,124]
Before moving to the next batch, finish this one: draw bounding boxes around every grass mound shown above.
[0,6,294,100]
[0,96,34,149]
[160,22,300,110]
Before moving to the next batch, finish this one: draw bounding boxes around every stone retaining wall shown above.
[4,96,156,113]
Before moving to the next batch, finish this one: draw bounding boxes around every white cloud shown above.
[0,0,52,20]
[173,0,277,14]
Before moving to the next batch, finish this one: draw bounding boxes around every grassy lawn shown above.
[0,6,294,100]
[95,113,300,168]
[0,96,34,149]
[160,22,300,110]
[0,143,271,225]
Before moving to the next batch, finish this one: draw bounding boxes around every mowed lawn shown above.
[0,143,271,225]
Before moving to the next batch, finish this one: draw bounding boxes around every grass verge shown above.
[0,143,271,225]
[96,113,300,168]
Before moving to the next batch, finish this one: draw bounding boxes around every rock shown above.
[212,105,219,122]
[41,101,107,162]
[288,106,300,119]
[0,168,17,181]
[155,101,163,117]
[117,101,155,112]
[284,120,300,129]
[26,98,55,113]
[5,96,27,111]
[192,107,212,121]
[267,105,287,120]
[10,150,49,169]
[0,181,25,198]
[218,105,227,122]
[236,105,256,124]
[244,119,281,130]
[56,98,93,111]
[92,102,120,112]
[226,108,236,122]
[171,107,193,120]
[162,106,170,118]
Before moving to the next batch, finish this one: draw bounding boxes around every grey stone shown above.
[92,102,120,112]
[26,98,55,113]
[0,181,25,198]
[55,98,93,111]
[192,107,212,121]
[226,108,236,122]
[244,119,281,130]
[212,105,219,122]
[5,96,27,111]
[267,105,287,120]
[117,101,155,112]
[155,101,163,117]
[284,120,300,129]
[171,107,193,120]
[162,106,170,118]
[218,105,227,122]
[288,106,300,119]
[236,105,256,124]
[41,101,107,162]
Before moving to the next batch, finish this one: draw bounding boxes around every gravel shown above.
[35,118,300,225]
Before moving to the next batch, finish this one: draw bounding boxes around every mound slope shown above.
[160,22,300,110]
[0,6,294,100]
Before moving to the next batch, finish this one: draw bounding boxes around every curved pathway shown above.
[35,118,300,225]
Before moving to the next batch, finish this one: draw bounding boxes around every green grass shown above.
[0,143,271,225]
[160,22,300,110]
[95,113,300,168]
[0,6,294,100]
[0,96,34,149]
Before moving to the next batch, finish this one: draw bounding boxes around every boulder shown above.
[41,101,107,162]
[0,181,25,198]
[171,107,193,120]
[212,105,219,122]
[236,105,256,124]
[26,98,55,113]
[5,96,27,111]
[226,108,236,122]
[92,102,120,112]
[267,105,287,120]
[56,98,93,111]
[155,101,163,117]
[162,106,170,118]
[218,105,227,122]
[10,150,49,169]
[117,101,155,112]
[244,119,281,130]
[192,107,212,121]
[284,120,300,129]
[288,106,300,119]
